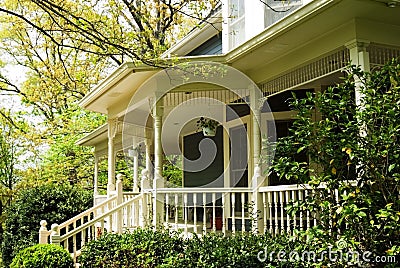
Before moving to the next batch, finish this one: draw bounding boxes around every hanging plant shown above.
[196,117,219,137]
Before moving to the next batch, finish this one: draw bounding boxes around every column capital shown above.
[345,39,370,51]
[108,118,119,139]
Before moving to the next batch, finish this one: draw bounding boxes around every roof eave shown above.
[79,63,159,111]
[76,124,108,146]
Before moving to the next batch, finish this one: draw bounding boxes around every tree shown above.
[0,0,219,67]
[0,0,218,188]
[269,60,400,266]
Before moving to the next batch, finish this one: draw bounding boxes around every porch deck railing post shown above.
[116,174,123,233]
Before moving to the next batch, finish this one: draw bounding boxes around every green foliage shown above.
[0,113,28,192]
[268,60,400,266]
[162,233,270,268]
[163,155,183,187]
[79,229,184,268]
[1,183,92,267]
[79,228,307,268]
[196,117,219,130]
[10,244,74,268]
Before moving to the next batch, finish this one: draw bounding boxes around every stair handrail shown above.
[56,192,146,243]
[58,195,118,231]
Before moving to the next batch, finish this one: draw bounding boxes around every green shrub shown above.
[79,228,302,268]
[10,244,74,268]
[79,228,184,268]
[268,59,400,266]
[1,183,92,267]
[161,233,266,268]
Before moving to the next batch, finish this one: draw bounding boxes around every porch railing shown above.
[156,187,253,236]
[39,176,351,263]
[259,184,322,236]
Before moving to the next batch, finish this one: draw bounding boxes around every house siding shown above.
[187,34,222,56]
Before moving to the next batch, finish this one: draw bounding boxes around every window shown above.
[228,0,245,49]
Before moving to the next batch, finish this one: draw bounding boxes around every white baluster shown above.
[241,192,245,233]
[203,193,207,234]
[280,191,284,234]
[299,190,303,231]
[73,234,77,261]
[291,190,295,235]
[312,190,317,227]
[263,193,267,234]
[222,193,226,236]
[184,193,188,236]
[231,193,236,234]
[166,193,169,227]
[212,193,216,232]
[174,194,179,232]
[335,188,339,235]
[268,192,273,234]
[286,191,290,233]
[274,192,279,235]
[328,188,332,234]
[134,199,139,227]
[81,227,86,248]
[193,194,198,234]
[305,190,310,229]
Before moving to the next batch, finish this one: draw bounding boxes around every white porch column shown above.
[250,85,264,233]
[346,40,370,179]
[107,118,118,196]
[152,97,164,226]
[345,39,370,108]
[249,85,262,175]
[93,154,99,196]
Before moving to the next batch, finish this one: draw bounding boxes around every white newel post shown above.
[250,85,264,233]
[107,118,118,197]
[49,224,60,246]
[38,220,49,244]
[153,97,164,227]
[116,174,123,233]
